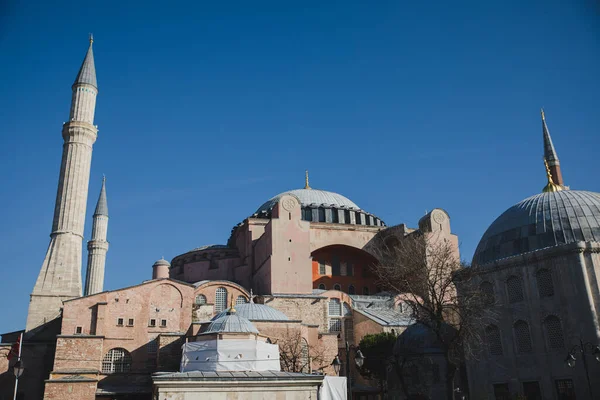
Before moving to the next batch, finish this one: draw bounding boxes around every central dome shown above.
[256,189,361,214]
[473,190,600,266]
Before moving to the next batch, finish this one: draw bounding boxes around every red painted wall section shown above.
[312,245,379,294]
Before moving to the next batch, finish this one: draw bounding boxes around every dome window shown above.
[513,320,533,353]
[485,325,503,356]
[543,316,564,349]
[506,276,524,303]
[536,269,554,298]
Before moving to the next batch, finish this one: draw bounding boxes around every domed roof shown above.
[212,303,289,322]
[256,188,361,214]
[153,258,170,267]
[203,311,259,335]
[473,190,600,265]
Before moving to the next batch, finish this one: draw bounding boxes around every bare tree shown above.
[275,330,327,373]
[371,232,495,399]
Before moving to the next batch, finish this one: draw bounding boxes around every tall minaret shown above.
[26,37,99,331]
[541,109,565,186]
[84,177,109,296]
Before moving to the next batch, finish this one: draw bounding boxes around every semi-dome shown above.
[473,190,600,266]
[256,189,361,214]
[203,310,259,335]
[212,303,289,322]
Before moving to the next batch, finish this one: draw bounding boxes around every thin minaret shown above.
[541,109,565,186]
[26,36,99,331]
[85,177,109,295]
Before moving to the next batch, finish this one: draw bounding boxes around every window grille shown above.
[348,285,355,295]
[480,281,495,305]
[333,284,341,291]
[319,262,326,275]
[544,316,564,349]
[328,319,342,332]
[215,287,228,312]
[195,294,207,305]
[236,295,248,305]
[485,325,503,356]
[318,283,326,290]
[340,262,347,276]
[555,379,575,399]
[147,337,158,354]
[102,348,132,374]
[329,299,341,316]
[536,269,554,297]
[514,320,533,353]
[506,276,524,303]
[344,319,354,343]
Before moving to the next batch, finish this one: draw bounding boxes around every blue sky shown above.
[0,0,598,333]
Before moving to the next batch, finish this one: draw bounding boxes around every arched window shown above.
[318,207,326,222]
[333,284,341,291]
[480,282,495,306]
[318,283,326,290]
[235,295,248,305]
[363,287,370,295]
[348,285,355,295]
[328,299,341,316]
[506,276,524,303]
[513,320,533,353]
[215,287,228,312]
[102,348,132,373]
[544,316,565,349]
[536,269,554,298]
[303,208,313,221]
[195,294,207,305]
[485,325,503,356]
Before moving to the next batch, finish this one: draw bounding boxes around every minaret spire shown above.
[541,109,564,186]
[27,38,100,330]
[85,177,110,296]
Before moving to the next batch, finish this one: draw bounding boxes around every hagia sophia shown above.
[1,38,599,400]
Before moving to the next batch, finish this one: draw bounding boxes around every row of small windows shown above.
[76,87,95,93]
[318,283,370,295]
[485,315,565,356]
[115,317,166,328]
[479,268,554,306]
[195,288,248,311]
[301,207,382,226]
[318,260,354,276]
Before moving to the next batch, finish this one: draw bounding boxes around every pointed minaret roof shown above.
[540,109,565,186]
[74,35,97,89]
[541,109,559,165]
[94,176,108,216]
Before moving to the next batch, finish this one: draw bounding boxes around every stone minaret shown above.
[26,37,99,331]
[84,177,109,296]
[541,109,564,186]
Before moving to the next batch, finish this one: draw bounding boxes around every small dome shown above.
[203,312,259,335]
[473,190,600,265]
[153,258,170,267]
[256,189,361,214]
[212,303,289,322]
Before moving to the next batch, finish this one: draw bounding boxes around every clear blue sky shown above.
[0,0,598,334]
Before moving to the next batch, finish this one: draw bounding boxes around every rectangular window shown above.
[332,210,339,223]
[319,262,326,275]
[328,299,342,316]
[117,318,124,326]
[149,319,156,327]
[493,383,511,400]
[340,262,347,276]
[522,382,542,400]
[75,326,82,334]
[127,318,134,326]
[555,379,575,400]
[161,319,167,327]
[332,256,340,276]
[328,319,342,332]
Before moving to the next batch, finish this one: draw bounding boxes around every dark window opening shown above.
[493,383,510,400]
[344,210,351,224]
[555,379,575,400]
[117,318,124,326]
[128,318,134,326]
[332,256,340,276]
[149,319,156,327]
[161,319,167,327]
[318,208,326,222]
[76,326,82,334]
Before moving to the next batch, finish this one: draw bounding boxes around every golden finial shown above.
[89,33,94,45]
[542,158,563,193]
[541,108,545,121]
[229,294,236,313]
[304,170,311,189]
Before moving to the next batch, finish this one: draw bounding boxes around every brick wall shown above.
[44,380,97,400]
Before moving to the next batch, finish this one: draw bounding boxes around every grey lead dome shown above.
[212,303,289,322]
[256,189,361,213]
[473,190,600,265]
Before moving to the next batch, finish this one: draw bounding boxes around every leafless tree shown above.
[275,329,327,373]
[370,232,496,399]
